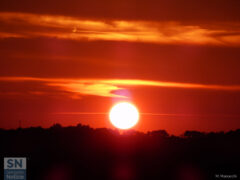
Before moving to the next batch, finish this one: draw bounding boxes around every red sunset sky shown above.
[0,0,240,134]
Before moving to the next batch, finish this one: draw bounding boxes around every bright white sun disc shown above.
[109,102,139,130]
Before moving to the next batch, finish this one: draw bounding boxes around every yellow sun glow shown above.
[109,102,139,130]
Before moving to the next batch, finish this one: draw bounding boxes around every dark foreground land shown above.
[0,124,239,180]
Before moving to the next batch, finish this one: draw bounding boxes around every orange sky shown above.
[0,0,240,134]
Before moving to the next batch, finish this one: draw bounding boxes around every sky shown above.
[0,0,240,134]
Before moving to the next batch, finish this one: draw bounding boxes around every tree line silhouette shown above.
[0,124,239,180]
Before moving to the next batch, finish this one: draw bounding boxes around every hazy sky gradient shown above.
[0,0,240,134]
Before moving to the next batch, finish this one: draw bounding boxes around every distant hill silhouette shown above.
[0,124,239,180]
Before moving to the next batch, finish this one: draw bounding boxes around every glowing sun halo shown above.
[109,102,139,130]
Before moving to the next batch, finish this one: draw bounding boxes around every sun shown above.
[109,102,139,130]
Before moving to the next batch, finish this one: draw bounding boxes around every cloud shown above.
[1,12,240,45]
[0,0,239,22]
[0,76,240,99]
[48,82,124,98]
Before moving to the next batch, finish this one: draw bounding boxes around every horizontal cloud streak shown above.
[1,12,240,45]
[0,76,240,98]
[0,0,239,22]
[53,112,240,118]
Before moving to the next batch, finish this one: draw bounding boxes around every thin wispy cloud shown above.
[0,76,240,98]
[53,112,240,118]
[1,12,240,45]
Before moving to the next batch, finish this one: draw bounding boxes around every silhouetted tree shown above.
[183,130,205,138]
[148,130,169,138]
[0,124,239,180]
